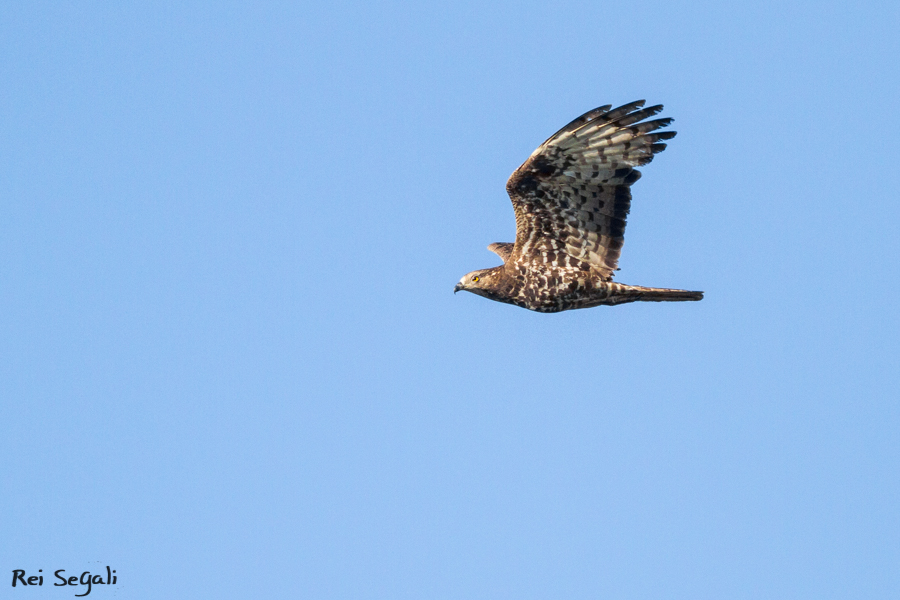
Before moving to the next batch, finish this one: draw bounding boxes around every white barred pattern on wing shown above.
[505,100,676,280]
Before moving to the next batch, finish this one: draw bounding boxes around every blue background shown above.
[2,1,898,598]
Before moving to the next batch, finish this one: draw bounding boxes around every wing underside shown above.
[505,100,676,279]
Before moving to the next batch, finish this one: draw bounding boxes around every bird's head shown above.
[454,268,499,297]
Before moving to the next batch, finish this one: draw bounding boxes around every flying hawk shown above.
[454,100,702,312]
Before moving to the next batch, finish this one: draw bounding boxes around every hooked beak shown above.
[454,283,463,294]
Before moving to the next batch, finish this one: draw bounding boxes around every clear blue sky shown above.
[2,1,898,598]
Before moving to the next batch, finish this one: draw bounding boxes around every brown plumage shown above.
[454,100,702,313]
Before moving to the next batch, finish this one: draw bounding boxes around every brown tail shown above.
[612,283,704,304]
[642,289,703,302]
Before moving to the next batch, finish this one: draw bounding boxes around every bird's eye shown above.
[472,276,479,282]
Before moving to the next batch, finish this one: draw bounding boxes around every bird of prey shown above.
[454,100,702,313]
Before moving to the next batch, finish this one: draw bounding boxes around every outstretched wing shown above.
[505,100,675,279]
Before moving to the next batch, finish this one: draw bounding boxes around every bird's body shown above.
[455,100,702,312]
[460,263,701,313]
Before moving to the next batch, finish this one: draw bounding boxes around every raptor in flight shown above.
[454,100,702,312]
